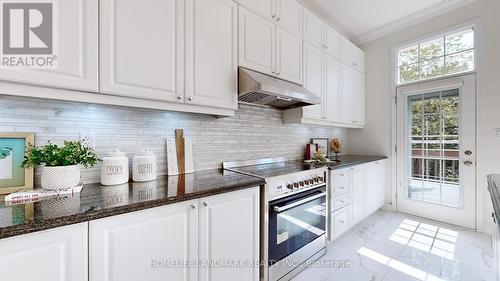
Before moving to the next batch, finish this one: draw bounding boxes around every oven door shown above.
[268,186,326,265]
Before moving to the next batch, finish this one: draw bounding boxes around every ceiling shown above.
[302,0,477,44]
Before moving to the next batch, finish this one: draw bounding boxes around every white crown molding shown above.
[355,0,479,45]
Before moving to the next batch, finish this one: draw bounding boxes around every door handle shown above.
[273,192,326,212]
[464,160,473,166]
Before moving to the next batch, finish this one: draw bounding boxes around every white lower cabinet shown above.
[329,160,386,241]
[89,187,259,281]
[198,187,260,281]
[0,223,88,281]
[329,205,352,241]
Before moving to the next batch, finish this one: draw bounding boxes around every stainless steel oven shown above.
[223,158,328,281]
[267,186,326,280]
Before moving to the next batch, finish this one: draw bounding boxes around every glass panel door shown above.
[396,75,476,229]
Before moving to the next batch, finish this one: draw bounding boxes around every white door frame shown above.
[395,74,476,229]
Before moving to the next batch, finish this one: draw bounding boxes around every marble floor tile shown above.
[290,210,494,281]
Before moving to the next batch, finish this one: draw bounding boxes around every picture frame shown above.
[0,133,34,195]
[311,138,329,157]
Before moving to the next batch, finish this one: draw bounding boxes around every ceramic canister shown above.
[132,149,157,182]
[100,149,129,186]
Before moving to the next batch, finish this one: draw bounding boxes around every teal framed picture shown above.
[0,133,34,195]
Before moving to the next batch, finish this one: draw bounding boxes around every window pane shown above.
[399,63,419,84]
[420,57,444,79]
[420,37,444,60]
[398,45,419,66]
[445,29,474,54]
[445,50,474,75]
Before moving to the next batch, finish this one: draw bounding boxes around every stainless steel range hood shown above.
[238,67,320,109]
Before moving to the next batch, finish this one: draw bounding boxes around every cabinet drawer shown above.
[329,205,352,241]
[332,180,350,196]
[331,193,350,212]
[331,169,350,184]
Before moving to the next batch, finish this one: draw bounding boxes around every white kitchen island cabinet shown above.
[90,187,259,281]
[0,223,88,281]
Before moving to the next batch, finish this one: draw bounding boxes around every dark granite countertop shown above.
[324,154,388,170]
[0,169,265,239]
[487,174,500,229]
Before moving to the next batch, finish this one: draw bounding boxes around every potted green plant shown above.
[22,140,99,190]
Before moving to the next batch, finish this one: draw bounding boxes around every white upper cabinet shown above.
[238,4,302,84]
[302,43,324,120]
[276,28,302,84]
[90,201,198,281]
[341,37,365,73]
[0,223,88,281]
[239,5,275,75]
[237,0,275,21]
[185,0,238,110]
[324,55,341,122]
[323,25,341,59]
[276,0,302,37]
[100,0,183,102]
[198,187,260,281]
[303,9,323,49]
[0,0,98,92]
[340,64,365,126]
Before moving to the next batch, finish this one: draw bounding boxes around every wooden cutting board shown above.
[167,130,194,175]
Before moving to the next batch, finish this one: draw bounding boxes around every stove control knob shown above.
[314,177,319,183]
[287,184,293,190]
[293,182,299,189]
[299,181,305,187]
[304,179,310,185]
[318,176,324,182]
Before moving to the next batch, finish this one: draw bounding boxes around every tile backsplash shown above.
[0,96,349,184]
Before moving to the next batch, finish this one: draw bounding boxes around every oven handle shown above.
[273,192,326,213]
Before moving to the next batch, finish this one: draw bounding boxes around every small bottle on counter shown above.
[132,149,157,182]
[101,149,129,186]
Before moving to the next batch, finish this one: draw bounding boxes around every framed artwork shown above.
[0,133,34,195]
[311,138,329,156]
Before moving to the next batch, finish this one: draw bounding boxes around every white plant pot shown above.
[41,165,81,191]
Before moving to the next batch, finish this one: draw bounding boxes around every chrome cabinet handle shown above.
[272,14,276,19]
[339,220,345,224]
[203,201,209,207]
[188,97,193,101]
[464,160,473,166]
[277,17,281,21]
[191,204,197,209]
[177,95,182,100]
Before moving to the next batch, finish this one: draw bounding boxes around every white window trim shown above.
[395,25,477,86]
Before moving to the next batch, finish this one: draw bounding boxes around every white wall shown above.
[350,0,500,233]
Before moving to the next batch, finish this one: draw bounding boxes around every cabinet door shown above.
[0,0,98,92]
[0,223,88,281]
[341,37,365,73]
[352,70,366,125]
[276,28,302,84]
[329,205,352,241]
[324,56,341,122]
[89,201,198,281]
[100,0,183,102]
[185,0,237,110]
[351,166,366,224]
[276,0,302,37]
[302,9,323,49]
[199,187,259,281]
[302,43,324,120]
[364,161,386,215]
[237,0,275,21]
[323,25,341,59]
[342,65,365,126]
[238,6,275,75]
